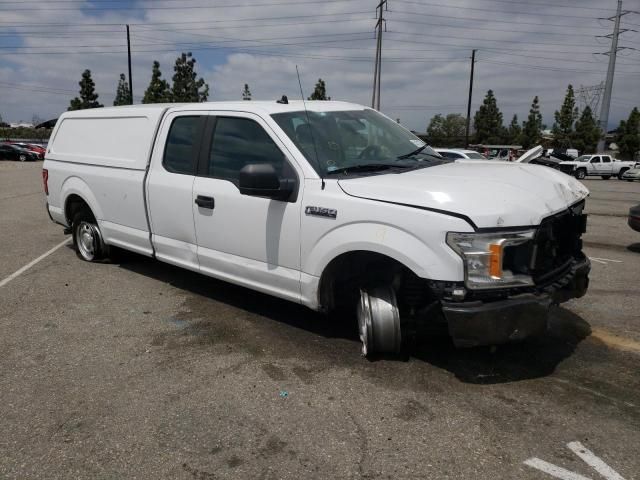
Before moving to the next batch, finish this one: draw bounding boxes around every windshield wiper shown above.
[397,145,427,159]
[325,163,413,176]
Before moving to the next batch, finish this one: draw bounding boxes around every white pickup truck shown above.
[43,101,591,356]
[558,154,636,180]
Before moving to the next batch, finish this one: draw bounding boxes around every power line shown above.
[394,0,605,20]
[382,35,621,55]
[387,11,606,37]
[0,0,358,11]
[0,18,373,36]
[0,31,373,50]
[0,38,472,63]
[388,8,608,30]
[385,29,603,49]
[0,10,372,28]
[479,58,640,75]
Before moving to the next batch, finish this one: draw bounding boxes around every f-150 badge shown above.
[305,206,337,219]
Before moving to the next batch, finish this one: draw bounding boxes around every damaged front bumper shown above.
[441,258,590,348]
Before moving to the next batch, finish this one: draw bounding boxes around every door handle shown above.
[195,195,215,209]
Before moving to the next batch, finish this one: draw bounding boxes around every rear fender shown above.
[61,176,105,225]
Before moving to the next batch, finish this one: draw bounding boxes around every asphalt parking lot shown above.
[1,161,639,479]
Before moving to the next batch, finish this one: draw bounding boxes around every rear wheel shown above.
[575,169,586,180]
[357,286,402,357]
[618,169,629,180]
[72,211,108,262]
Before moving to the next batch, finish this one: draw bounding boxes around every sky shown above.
[0,0,639,133]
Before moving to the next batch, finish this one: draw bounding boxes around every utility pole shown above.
[371,0,387,111]
[126,24,133,105]
[596,0,629,152]
[465,49,477,148]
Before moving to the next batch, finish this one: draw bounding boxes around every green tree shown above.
[242,83,252,101]
[616,107,640,160]
[507,114,522,144]
[473,90,504,144]
[552,84,578,147]
[68,69,103,111]
[308,78,330,100]
[426,113,467,147]
[520,96,544,148]
[571,106,600,154]
[113,73,132,106]
[171,52,209,103]
[142,61,171,104]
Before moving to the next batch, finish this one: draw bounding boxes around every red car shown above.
[10,142,46,159]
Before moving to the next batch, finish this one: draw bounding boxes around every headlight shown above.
[446,230,535,289]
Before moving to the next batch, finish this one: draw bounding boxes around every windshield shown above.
[576,155,590,162]
[271,109,447,176]
[465,152,486,159]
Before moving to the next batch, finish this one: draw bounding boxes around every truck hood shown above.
[337,162,589,229]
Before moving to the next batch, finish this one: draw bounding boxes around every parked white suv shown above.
[43,101,591,356]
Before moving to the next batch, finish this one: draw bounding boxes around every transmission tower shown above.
[576,83,604,122]
[595,0,634,152]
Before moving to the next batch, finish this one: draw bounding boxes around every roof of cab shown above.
[60,100,367,119]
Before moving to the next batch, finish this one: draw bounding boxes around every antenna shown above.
[295,65,325,190]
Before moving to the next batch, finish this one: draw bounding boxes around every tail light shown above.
[42,169,49,195]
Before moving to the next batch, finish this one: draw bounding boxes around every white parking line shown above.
[589,257,623,264]
[567,442,625,480]
[0,238,70,288]
[525,441,626,480]
[523,458,592,480]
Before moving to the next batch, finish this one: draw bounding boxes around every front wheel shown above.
[357,286,402,357]
[72,211,108,262]
[18,154,26,162]
[618,169,629,180]
[575,169,586,180]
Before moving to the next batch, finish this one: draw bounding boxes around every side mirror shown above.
[238,163,295,201]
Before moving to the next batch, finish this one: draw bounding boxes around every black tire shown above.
[72,210,108,262]
[627,179,634,182]
[618,169,629,180]
[601,175,611,180]
[575,169,586,180]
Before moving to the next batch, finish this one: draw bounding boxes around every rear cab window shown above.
[163,116,206,175]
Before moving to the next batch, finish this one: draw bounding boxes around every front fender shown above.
[61,176,105,224]
[303,221,464,282]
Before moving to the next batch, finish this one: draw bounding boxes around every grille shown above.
[530,203,586,284]
[503,201,586,286]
